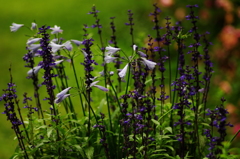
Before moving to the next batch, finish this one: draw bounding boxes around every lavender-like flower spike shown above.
[50,25,63,34]
[38,25,58,116]
[55,87,72,104]
[118,64,129,78]
[10,23,24,32]
[140,58,157,70]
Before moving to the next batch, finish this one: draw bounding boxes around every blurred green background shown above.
[1,0,240,158]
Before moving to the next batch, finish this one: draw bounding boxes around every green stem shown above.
[71,57,86,116]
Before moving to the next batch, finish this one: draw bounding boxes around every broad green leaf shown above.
[199,135,206,150]
[85,146,94,159]
[47,127,54,138]
[201,122,210,127]
[73,145,85,158]
[164,127,173,134]
[164,145,174,152]
[137,146,145,153]
[151,119,160,126]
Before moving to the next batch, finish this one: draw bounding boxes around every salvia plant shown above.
[1,3,240,159]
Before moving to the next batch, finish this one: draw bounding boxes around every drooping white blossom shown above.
[28,44,41,52]
[27,65,41,77]
[49,42,64,53]
[89,80,108,92]
[71,40,82,46]
[133,44,138,51]
[26,38,41,46]
[81,50,88,57]
[141,58,156,70]
[54,87,72,104]
[104,56,117,63]
[63,41,73,51]
[50,25,63,34]
[51,38,58,43]
[118,64,129,78]
[137,51,147,57]
[54,60,64,66]
[31,22,37,30]
[10,23,24,32]
[105,45,120,56]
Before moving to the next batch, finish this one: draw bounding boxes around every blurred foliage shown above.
[1,0,240,158]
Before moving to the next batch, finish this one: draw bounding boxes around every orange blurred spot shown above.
[215,0,233,12]
[219,81,232,94]
[175,8,186,21]
[219,25,240,50]
[159,0,174,7]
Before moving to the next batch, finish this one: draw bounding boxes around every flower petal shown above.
[141,58,156,70]
[63,41,73,51]
[118,64,129,78]
[56,87,72,98]
[71,40,82,46]
[28,44,41,52]
[49,42,64,53]
[54,60,64,66]
[90,81,100,87]
[31,22,37,30]
[82,50,88,57]
[104,56,117,63]
[138,51,147,57]
[105,45,120,56]
[54,94,70,104]
[50,25,63,34]
[10,23,24,32]
[93,85,108,92]
[133,44,138,51]
[27,66,41,77]
[27,38,41,45]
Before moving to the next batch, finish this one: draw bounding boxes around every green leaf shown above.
[201,122,210,127]
[164,127,173,134]
[199,135,206,150]
[47,127,54,138]
[151,119,160,126]
[164,145,174,152]
[138,146,145,153]
[85,146,94,159]
[73,145,85,158]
